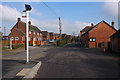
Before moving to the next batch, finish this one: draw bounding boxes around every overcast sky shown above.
[0,0,119,36]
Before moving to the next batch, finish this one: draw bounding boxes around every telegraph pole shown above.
[4,27,6,36]
[59,17,62,38]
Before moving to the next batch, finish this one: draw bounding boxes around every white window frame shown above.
[40,33,42,36]
[28,37,31,41]
[33,38,36,41]
[89,38,96,42]
[29,31,31,34]
[10,37,14,40]
[38,37,41,41]
[89,38,92,42]
[37,33,39,35]
[34,32,35,35]
[93,38,96,42]
[15,37,19,40]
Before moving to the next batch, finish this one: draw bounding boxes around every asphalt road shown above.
[34,43,119,78]
[2,43,120,79]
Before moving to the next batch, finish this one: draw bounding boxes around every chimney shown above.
[111,20,114,28]
[80,31,83,36]
[91,23,94,27]
[18,17,21,22]
[28,21,31,25]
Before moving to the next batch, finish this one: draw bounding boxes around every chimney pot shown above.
[18,17,21,22]
[91,23,94,27]
[28,21,31,25]
[111,20,114,27]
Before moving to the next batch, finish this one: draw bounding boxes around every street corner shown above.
[23,61,42,79]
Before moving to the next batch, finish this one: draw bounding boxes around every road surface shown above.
[34,43,119,78]
[2,43,119,78]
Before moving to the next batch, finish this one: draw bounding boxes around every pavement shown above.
[2,46,53,79]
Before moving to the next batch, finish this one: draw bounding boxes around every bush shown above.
[12,44,25,49]
[56,39,69,46]
[29,44,33,46]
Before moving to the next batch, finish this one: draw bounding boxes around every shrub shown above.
[29,44,33,46]
[12,44,25,49]
[56,39,69,46]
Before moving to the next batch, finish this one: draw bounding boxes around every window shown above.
[33,38,36,41]
[28,37,31,41]
[34,32,36,35]
[93,38,96,41]
[37,33,39,35]
[22,37,25,41]
[38,38,41,41]
[40,33,42,36]
[10,37,14,40]
[89,38,92,42]
[15,37,19,40]
[89,38,96,42]
[29,31,31,34]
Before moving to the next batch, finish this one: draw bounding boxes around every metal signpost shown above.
[23,4,32,63]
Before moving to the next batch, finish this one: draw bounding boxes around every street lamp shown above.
[23,4,32,63]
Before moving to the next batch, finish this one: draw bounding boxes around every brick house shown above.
[79,25,93,43]
[41,31,50,41]
[54,33,60,40]
[62,34,67,39]
[65,35,73,41]
[49,32,55,40]
[80,25,93,36]
[80,20,117,49]
[8,17,43,46]
[110,29,120,52]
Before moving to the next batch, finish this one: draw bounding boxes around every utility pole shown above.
[4,27,6,36]
[59,17,62,38]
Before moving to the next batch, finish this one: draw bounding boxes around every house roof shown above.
[19,21,41,33]
[11,21,42,33]
[80,26,92,32]
[65,35,72,39]
[110,29,120,38]
[62,34,67,36]
[41,31,48,36]
[14,28,25,36]
[49,32,54,36]
[81,20,117,36]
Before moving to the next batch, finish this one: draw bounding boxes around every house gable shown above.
[82,20,117,36]
[88,21,117,42]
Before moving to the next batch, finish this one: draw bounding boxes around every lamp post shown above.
[23,4,32,63]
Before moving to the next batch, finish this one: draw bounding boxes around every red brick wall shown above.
[81,33,89,46]
[8,29,23,41]
[50,35,55,40]
[43,33,50,41]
